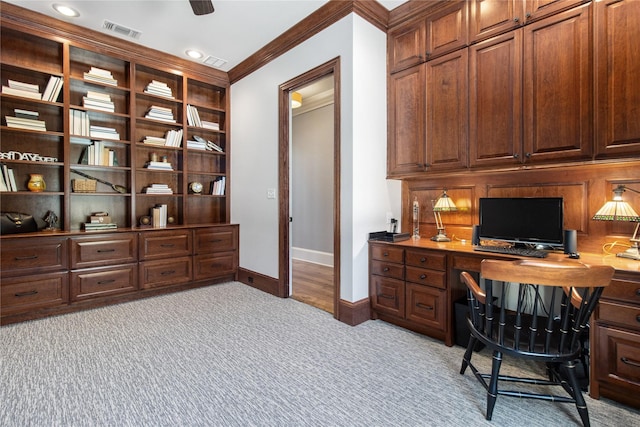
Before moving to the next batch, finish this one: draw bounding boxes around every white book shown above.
[8,79,39,92]
[7,168,18,191]
[42,76,59,101]
[50,78,64,102]
[2,86,42,100]
[0,172,7,192]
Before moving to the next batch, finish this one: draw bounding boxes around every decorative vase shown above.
[27,174,46,192]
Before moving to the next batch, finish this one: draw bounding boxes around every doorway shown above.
[278,58,341,318]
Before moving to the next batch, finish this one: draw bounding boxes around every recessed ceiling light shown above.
[185,49,204,59]
[52,4,80,17]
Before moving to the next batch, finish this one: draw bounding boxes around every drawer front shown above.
[406,283,446,330]
[70,233,137,269]
[599,301,640,332]
[593,325,640,398]
[1,272,69,315]
[194,228,238,254]
[370,275,405,317]
[406,266,446,289]
[370,244,404,263]
[139,230,192,260]
[1,237,68,275]
[139,257,192,289]
[370,259,404,280]
[194,253,237,280]
[603,278,640,306]
[70,265,137,301]
[405,249,446,270]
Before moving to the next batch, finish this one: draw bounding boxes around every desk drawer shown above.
[593,325,640,398]
[406,283,446,331]
[70,264,137,301]
[405,249,446,270]
[139,230,192,260]
[371,259,404,280]
[194,228,237,254]
[599,301,640,332]
[70,233,137,269]
[406,266,446,289]
[139,257,192,289]
[194,253,236,280]
[370,244,404,263]
[1,237,67,276]
[1,272,69,315]
[370,275,405,317]
[603,279,640,306]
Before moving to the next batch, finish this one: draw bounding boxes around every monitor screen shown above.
[478,197,564,247]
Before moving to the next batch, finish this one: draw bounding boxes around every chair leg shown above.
[460,336,477,375]
[563,361,590,427]
[486,350,503,421]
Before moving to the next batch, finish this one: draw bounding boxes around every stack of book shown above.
[143,183,173,194]
[42,76,63,102]
[5,109,46,131]
[2,79,41,99]
[83,212,117,231]
[186,138,207,150]
[83,90,115,112]
[1,164,18,192]
[143,129,182,147]
[187,135,223,152]
[210,176,226,196]
[186,104,202,127]
[145,105,175,122]
[202,120,220,131]
[144,80,174,99]
[79,140,118,166]
[151,204,168,228]
[90,125,120,140]
[145,160,173,171]
[84,67,117,86]
[70,109,90,136]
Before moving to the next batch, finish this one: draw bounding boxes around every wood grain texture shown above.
[292,259,334,314]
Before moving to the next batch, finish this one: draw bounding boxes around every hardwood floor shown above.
[291,259,334,314]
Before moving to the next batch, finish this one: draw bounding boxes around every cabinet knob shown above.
[425,51,431,57]
[383,267,390,272]
[525,152,531,158]
[525,13,531,19]
[420,257,426,263]
[420,274,427,280]
[514,17,520,23]
[383,252,389,257]
[635,288,640,297]
[621,357,640,368]
[513,153,519,159]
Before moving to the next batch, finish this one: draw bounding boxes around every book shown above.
[42,76,62,102]
[7,168,18,192]
[2,86,42,99]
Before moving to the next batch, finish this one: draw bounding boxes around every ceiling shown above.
[4,0,408,73]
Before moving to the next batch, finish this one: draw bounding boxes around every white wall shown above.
[231,14,402,302]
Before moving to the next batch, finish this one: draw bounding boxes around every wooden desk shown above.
[368,238,640,408]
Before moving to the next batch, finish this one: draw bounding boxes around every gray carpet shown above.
[1,282,638,426]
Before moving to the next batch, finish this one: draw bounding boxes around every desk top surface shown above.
[370,237,640,275]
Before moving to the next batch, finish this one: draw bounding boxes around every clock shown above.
[189,181,203,194]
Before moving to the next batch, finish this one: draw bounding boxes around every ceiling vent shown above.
[102,20,142,40]
[203,55,228,68]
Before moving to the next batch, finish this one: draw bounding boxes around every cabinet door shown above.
[523,3,592,163]
[469,31,523,167]
[370,275,405,317]
[405,283,446,330]
[387,65,426,176]
[1,272,69,316]
[425,1,468,60]
[524,0,586,23]
[594,0,640,159]
[389,19,425,74]
[425,49,468,171]
[470,0,523,43]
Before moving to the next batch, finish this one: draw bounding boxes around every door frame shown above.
[278,57,341,318]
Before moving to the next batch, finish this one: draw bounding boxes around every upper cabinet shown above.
[388,19,425,74]
[594,0,640,158]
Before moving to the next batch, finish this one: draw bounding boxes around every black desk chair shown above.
[459,259,614,427]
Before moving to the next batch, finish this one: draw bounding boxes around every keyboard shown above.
[473,245,549,258]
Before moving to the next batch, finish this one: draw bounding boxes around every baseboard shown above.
[337,297,370,326]
[237,267,279,296]
[291,247,333,267]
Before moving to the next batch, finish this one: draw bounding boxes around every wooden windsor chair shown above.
[459,259,614,427]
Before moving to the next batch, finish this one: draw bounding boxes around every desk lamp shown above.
[431,189,457,242]
[592,185,640,260]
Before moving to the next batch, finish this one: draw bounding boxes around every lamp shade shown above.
[592,186,640,222]
[433,190,457,212]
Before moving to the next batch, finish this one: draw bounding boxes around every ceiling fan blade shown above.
[189,0,215,16]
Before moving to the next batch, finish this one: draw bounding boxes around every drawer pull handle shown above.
[383,252,389,257]
[621,357,640,368]
[161,270,176,276]
[380,294,395,300]
[14,255,38,260]
[636,289,640,297]
[416,303,434,311]
[420,257,426,263]
[97,249,115,253]
[161,243,175,248]
[420,274,427,280]
[210,239,222,243]
[15,290,38,297]
[383,267,390,272]
[97,279,116,285]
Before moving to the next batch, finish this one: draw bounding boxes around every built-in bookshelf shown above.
[0,8,229,233]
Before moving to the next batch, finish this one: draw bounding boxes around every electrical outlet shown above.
[267,188,276,199]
